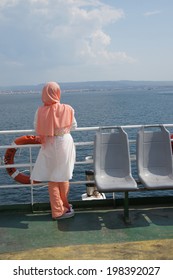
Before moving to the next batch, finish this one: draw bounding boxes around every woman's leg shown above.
[48,182,68,218]
[59,181,71,209]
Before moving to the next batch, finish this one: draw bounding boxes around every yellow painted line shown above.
[0,239,173,260]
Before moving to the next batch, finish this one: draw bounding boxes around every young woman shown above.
[31,82,77,220]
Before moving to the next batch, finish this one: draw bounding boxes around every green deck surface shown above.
[0,204,173,259]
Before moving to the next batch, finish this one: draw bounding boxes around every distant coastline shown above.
[1,80,173,94]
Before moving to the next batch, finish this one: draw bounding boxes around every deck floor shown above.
[0,205,173,259]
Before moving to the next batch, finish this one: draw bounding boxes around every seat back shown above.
[137,125,173,181]
[94,127,131,179]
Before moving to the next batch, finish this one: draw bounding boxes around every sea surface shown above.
[1,82,173,205]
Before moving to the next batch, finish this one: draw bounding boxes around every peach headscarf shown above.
[36,82,74,140]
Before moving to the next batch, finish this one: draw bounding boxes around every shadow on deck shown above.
[0,203,173,260]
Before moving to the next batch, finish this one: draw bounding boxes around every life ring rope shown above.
[4,135,41,184]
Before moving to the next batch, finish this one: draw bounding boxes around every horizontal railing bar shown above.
[0,163,32,168]
[0,124,173,135]
[0,180,155,190]
[1,137,171,151]
[0,160,93,169]
[0,142,94,150]
[0,144,41,149]
[0,181,95,189]
[0,129,35,135]
[75,141,94,146]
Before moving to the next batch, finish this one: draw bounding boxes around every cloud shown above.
[79,30,135,64]
[0,0,20,8]
[0,0,135,84]
[144,10,161,17]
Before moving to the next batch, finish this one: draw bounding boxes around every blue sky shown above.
[0,0,173,86]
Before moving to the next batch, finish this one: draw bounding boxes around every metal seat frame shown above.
[94,127,137,222]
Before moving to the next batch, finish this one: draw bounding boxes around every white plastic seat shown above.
[136,125,173,190]
[94,127,137,192]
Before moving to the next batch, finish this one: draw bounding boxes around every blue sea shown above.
[1,81,173,205]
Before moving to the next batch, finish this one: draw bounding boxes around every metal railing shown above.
[0,124,173,205]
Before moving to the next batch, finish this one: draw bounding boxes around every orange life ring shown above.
[4,135,41,184]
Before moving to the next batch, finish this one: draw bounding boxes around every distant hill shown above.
[1,80,173,92]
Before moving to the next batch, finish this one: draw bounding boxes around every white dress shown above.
[30,113,77,182]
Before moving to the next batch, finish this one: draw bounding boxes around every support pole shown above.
[124,191,130,223]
